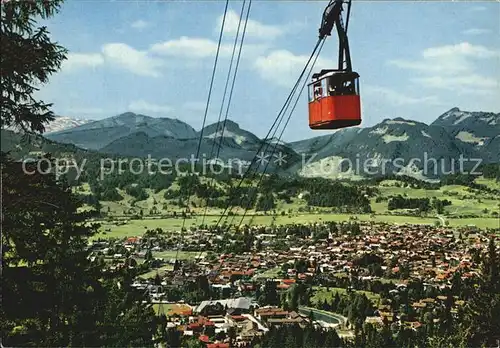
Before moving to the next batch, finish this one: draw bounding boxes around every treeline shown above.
[351,170,499,190]
[86,167,177,201]
[260,176,372,212]
[206,186,258,210]
[388,195,431,211]
[303,181,371,212]
[88,171,371,212]
[259,324,343,348]
[387,195,451,212]
[480,163,500,180]
[268,221,361,240]
[442,173,500,194]
[354,174,441,190]
[315,291,375,327]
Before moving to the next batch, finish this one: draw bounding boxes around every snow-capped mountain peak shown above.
[44,116,93,134]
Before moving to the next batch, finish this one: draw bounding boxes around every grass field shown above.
[311,286,381,306]
[153,251,206,260]
[93,218,198,239]
[253,267,282,280]
[93,213,499,239]
[376,180,499,217]
[475,177,500,190]
[138,264,174,279]
[79,177,499,215]
[84,176,499,239]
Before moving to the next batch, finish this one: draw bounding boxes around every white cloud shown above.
[363,86,442,106]
[61,34,269,78]
[150,36,267,60]
[254,50,335,87]
[151,36,232,58]
[61,53,104,72]
[131,19,149,30]
[217,10,284,40]
[390,42,499,95]
[389,57,471,75]
[412,75,498,94]
[128,100,173,114]
[390,43,499,76]
[102,43,163,77]
[462,28,491,36]
[422,42,498,59]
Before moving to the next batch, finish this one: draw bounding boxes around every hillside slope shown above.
[431,107,499,162]
[45,112,197,150]
[100,130,301,173]
[297,118,483,179]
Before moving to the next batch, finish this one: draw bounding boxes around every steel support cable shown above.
[195,0,230,159]
[198,0,250,227]
[220,38,323,227]
[174,0,230,264]
[226,60,302,227]
[209,0,253,225]
[236,38,326,228]
[225,38,326,227]
[199,39,322,265]
[227,40,323,226]
[215,0,251,161]
[214,38,324,228]
[195,0,252,262]
[233,38,326,227]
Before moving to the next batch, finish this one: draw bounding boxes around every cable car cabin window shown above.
[309,81,326,101]
[321,78,328,97]
[309,82,321,102]
[327,76,359,96]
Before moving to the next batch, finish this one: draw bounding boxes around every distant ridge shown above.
[3,107,497,179]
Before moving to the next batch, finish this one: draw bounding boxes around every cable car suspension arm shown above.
[319,0,352,72]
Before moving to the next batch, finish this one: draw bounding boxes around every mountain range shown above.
[3,108,498,179]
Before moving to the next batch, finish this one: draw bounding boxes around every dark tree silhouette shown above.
[1,0,67,133]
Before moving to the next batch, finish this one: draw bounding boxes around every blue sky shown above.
[38,0,499,141]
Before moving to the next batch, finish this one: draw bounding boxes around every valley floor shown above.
[93,213,499,239]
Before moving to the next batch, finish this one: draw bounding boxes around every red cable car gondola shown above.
[309,0,361,130]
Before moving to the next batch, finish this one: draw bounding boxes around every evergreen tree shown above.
[1,0,67,133]
[0,3,157,344]
[1,156,157,346]
[462,238,500,346]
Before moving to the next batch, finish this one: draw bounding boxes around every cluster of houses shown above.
[89,221,495,344]
[152,299,314,347]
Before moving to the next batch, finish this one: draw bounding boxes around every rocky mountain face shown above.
[4,107,498,179]
[431,107,499,162]
[432,107,499,138]
[200,120,261,147]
